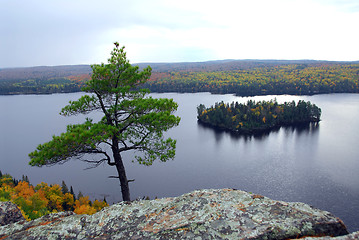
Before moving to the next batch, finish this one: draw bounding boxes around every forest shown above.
[1,61,358,96]
[0,65,90,94]
[144,63,359,96]
[0,171,108,220]
[197,99,321,134]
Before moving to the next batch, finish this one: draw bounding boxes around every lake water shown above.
[1,92,359,232]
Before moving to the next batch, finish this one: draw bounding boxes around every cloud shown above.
[112,0,359,62]
[0,0,358,68]
[314,0,359,12]
[0,0,211,67]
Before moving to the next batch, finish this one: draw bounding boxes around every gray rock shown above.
[299,231,359,239]
[0,189,350,239]
[0,201,25,226]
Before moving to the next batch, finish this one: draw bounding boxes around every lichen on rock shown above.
[0,201,25,226]
[0,189,350,239]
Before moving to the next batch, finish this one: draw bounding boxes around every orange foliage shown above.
[74,196,99,215]
[149,72,171,82]
[13,181,35,199]
[67,74,91,83]
[0,173,108,220]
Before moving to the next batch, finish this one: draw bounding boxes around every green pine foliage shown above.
[197,99,321,133]
[28,42,181,201]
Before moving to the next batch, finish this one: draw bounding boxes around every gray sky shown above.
[1,0,359,68]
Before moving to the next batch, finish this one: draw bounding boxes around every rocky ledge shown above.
[0,201,25,226]
[0,189,356,239]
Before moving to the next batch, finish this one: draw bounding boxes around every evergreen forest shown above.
[197,99,321,134]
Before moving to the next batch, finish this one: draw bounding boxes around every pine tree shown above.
[61,180,69,194]
[70,186,76,200]
[29,42,180,201]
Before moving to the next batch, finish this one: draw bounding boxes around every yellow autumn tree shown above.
[74,196,97,215]
[0,172,109,220]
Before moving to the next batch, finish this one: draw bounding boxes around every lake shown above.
[1,92,359,232]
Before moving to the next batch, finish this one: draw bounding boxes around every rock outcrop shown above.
[300,231,359,240]
[0,201,25,226]
[0,189,350,239]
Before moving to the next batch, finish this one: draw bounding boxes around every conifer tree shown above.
[70,186,75,200]
[29,42,180,201]
[61,180,69,194]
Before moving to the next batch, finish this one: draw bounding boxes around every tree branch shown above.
[95,90,113,126]
[119,131,151,152]
[79,149,116,166]
[108,176,135,183]
[82,159,107,169]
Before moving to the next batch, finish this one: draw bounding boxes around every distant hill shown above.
[1,59,358,82]
[0,65,92,82]
[135,59,356,72]
[1,60,358,95]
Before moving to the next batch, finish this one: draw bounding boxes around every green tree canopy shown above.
[29,42,181,201]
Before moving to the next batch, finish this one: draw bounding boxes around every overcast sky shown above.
[1,0,359,68]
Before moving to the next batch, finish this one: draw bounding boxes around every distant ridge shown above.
[134,59,339,72]
[1,59,359,95]
[0,65,92,81]
[1,59,359,82]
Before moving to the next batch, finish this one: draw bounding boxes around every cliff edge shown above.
[0,189,355,239]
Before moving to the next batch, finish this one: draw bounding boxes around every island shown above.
[197,99,321,134]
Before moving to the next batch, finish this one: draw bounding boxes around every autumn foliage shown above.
[197,99,321,134]
[2,61,359,96]
[0,171,108,220]
[144,64,359,96]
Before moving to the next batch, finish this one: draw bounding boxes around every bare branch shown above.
[101,140,113,147]
[82,159,107,169]
[79,149,116,166]
[108,176,135,183]
[120,139,128,149]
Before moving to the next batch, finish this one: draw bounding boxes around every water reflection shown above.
[282,122,320,136]
[197,120,320,142]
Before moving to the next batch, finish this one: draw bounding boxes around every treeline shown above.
[144,64,359,96]
[136,59,319,72]
[0,78,84,95]
[0,171,108,220]
[197,99,321,134]
[1,62,359,96]
[0,65,91,95]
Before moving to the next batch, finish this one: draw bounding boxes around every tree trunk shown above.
[112,137,131,201]
[115,157,130,201]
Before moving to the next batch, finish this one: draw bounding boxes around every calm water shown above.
[1,92,359,232]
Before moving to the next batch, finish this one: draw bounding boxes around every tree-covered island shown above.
[197,99,321,134]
